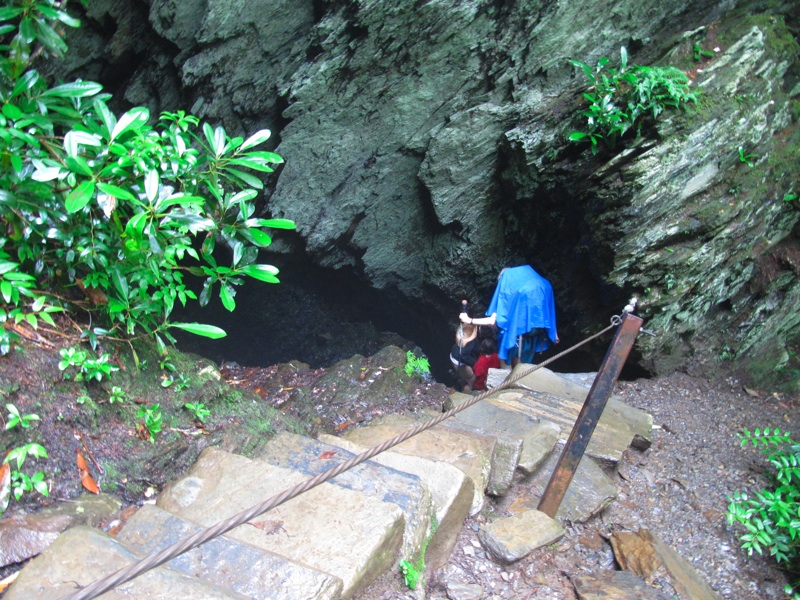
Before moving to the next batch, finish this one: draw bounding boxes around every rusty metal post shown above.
[537,312,643,518]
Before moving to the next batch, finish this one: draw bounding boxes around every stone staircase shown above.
[3,366,652,599]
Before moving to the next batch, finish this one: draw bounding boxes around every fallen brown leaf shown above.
[137,422,150,442]
[77,450,100,494]
[75,278,108,305]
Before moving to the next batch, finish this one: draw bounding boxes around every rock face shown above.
[56,0,799,386]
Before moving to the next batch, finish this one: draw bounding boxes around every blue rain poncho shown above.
[486,265,558,362]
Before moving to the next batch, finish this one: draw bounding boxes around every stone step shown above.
[504,448,618,523]
[429,412,523,497]
[318,433,473,569]
[253,431,432,563]
[2,525,246,599]
[117,503,342,600]
[339,413,495,516]
[479,366,653,465]
[445,391,562,476]
[156,446,405,599]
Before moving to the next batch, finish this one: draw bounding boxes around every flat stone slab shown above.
[319,433,473,569]
[510,365,653,451]
[610,530,722,600]
[479,509,564,563]
[507,450,617,523]
[254,432,432,562]
[118,504,342,600]
[0,493,121,567]
[3,526,243,600]
[157,446,404,599]
[445,392,562,475]
[433,413,521,497]
[572,570,675,599]
[341,413,494,516]
[486,367,652,465]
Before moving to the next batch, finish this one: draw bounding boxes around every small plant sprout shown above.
[58,347,119,382]
[173,374,191,392]
[692,43,715,61]
[136,404,163,444]
[82,354,119,382]
[184,402,211,423]
[738,146,757,167]
[5,403,40,429]
[58,346,88,379]
[109,386,126,404]
[3,442,50,507]
[399,516,436,589]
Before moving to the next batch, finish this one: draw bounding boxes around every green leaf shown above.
[240,264,280,283]
[110,107,150,141]
[222,168,264,190]
[256,218,296,230]
[42,81,103,99]
[0,280,12,303]
[242,227,272,247]
[219,284,235,311]
[226,157,275,172]
[125,211,148,239]
[97,183,136,202]
[2,103,22,120]
[64,130,102,158]
[65,156,94,177]
[240,129,272,150]
[65,180,95,213]
[11,70,40,98]
[0,7,24,21]
[169,322,227,339]
[144,170,159,203]
[93,98,116,138]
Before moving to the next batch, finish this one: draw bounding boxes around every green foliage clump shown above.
[136,403,163,444]
[2,403,48,514]
[568,47,698,154]
[727,428,800,599]
[58,345,118,381]
[0,0,295,359]
[184,401,210,423]
[399,514,438,590]
[404,350,431,379]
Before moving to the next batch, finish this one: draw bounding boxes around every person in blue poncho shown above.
[460,265,559,365]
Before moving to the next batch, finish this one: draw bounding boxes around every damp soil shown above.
[0,328,797,599]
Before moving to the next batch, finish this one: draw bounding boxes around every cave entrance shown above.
[171,254,647,385]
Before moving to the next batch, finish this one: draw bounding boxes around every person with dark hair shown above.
[450,323,480,392]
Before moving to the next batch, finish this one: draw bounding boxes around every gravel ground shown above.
[357,371,797,600]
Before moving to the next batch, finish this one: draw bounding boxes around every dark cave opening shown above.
[171,252,648,386]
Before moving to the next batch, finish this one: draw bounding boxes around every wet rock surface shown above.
[54,0,800,385]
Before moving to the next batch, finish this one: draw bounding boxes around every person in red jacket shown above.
[473,327,500,391]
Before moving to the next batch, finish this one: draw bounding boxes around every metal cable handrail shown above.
[62,319,618,600]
